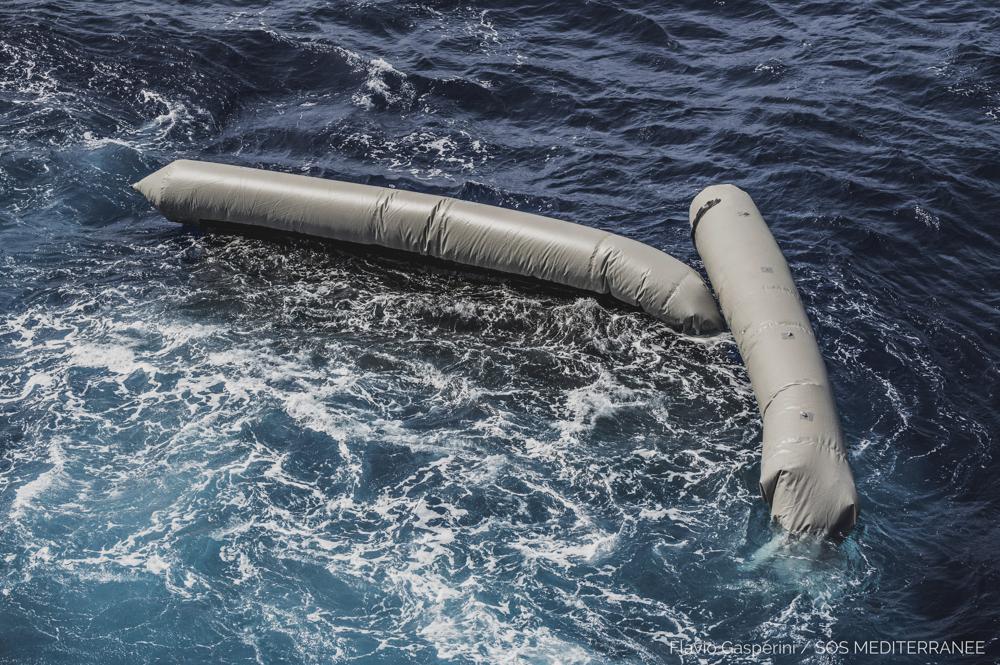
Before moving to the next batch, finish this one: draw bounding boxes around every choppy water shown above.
[1,1,998,663]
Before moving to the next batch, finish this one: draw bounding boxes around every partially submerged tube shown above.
[134,160,723,334]
[690,185,858,537]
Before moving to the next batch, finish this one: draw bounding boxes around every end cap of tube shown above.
[132,161,186,208]
[668,275,725,334]
[761,454,859,539]
[688,184,753,227]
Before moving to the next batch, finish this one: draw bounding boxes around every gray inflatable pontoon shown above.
[133,160,723,334]
[691,186,858,537]
[134,160,857,538]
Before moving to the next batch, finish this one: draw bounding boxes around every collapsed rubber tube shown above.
[134,160,724,334]
[690,185,858,537]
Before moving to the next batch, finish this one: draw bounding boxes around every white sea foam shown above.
[0,233,879,662]
[914,205,941,230]
[349,56,415,110]
[344,128,490,180]
[10,439,66,521]
[0,372,53,404]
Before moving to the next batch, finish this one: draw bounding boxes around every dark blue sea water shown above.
[1,1,998,663]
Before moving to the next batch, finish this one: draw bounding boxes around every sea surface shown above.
[1,1,998,663]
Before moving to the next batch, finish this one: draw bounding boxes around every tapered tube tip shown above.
[132,173,161,205]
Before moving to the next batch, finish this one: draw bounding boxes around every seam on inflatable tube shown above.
[738,321,813,361]
[374,190,395,244]
[633,268,653,309]
[588,235,613,294]
[662,271,692,317]
[724,285,799,317]
[762,435,849,461]
[761,379,823,418]
[157,168,170,209]
[740,319,812,344]
[422,198,449,256]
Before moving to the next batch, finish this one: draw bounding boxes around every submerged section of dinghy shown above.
[134,160,857,538]
[133,160,723,334]
[691,185,858,537]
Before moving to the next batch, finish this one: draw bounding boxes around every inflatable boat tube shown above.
[690,185,858,537]
[134,160,723,334]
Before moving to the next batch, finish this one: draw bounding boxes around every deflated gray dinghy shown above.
[134,160,723,333]
[690,185,858,537]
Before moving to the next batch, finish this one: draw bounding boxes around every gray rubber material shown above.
[690,185,858,537]
[134,160,724,334]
